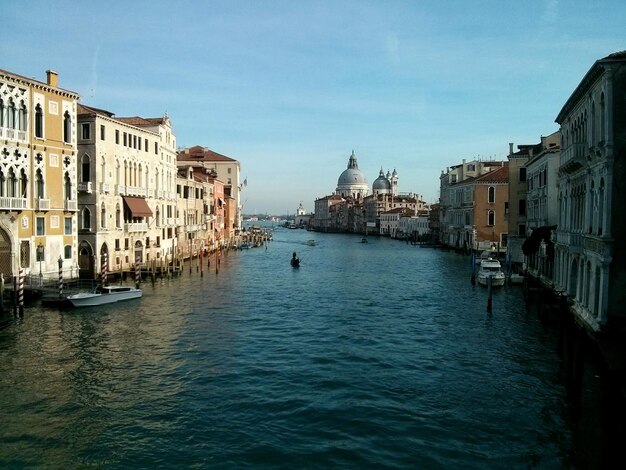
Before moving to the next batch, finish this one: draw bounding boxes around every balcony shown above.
[35,198,50,211]
[124,222,148,233]
[583,234,613,258]
[156,190,164,199]
[125,186,147,197]
[64,199,78,212]
[166,217,179,226]
[78,182,93,193]
[100,183,111,193]
[0,197,28,210]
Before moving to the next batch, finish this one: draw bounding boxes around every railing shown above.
[100,183,111,193]
[166,217,179,226]
[555,230,583,248]
[125,186,147,197]
[583,234,613,257]
[156,190,164,199]
[78,182,93,193]
[0,196,28,210]
[65,199,78,211]
[116,184,126,195]
[124,222,148,232]
[36,198,50,211]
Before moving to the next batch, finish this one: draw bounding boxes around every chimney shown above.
[508,143,514,155]
[46,70,58,88]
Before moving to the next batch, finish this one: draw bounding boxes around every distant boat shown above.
[306,239,316,246]
[291,252,300,268]
[67,285,142,307]
[361,237,368,243]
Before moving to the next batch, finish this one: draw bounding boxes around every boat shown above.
[476,250,498,265]
[306,239,316,246]
[477,258,506,287]
[361,237,368,243]
[67,285,143,307]
[291,252,300,268]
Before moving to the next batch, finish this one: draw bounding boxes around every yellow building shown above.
[0,69,79,282]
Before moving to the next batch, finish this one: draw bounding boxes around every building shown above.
[76,105,178,279]
[294,202,313,228]
[380,207,414,238]
[553,51,626,331]
[522,142,561,283]
[177,146,243,236]
[0,69,79,282]
[439,160,509,251]
[507,132,560,269]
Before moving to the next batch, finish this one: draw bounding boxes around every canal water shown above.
[1,227,574,467]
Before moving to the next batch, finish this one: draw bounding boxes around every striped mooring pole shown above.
[58,256,64,299]
[135,257,141,288]
[101,252,108,286]
[18,268,24,317]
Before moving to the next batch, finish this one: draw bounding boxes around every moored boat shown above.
[477,258,505,287]
[67,285,142,307]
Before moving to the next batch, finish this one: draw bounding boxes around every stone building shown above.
[0,69,79,282]
[553,51,626,331]
[76,105,178,278]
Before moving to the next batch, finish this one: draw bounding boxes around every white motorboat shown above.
[67,285,142,307]
[477,258,505,287]
[306,239,316,246]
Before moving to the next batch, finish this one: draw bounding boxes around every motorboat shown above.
[476,250,498,265]
[477,258,505,287]
[361,237,368,244]
[67,285,142,307]
[306,239,316,246]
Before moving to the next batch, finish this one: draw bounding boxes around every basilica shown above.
[312,151,429,236]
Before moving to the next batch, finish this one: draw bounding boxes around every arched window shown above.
[81,154,91,182]
[0,168,4,197]
[36,169,44,199]
[598,178,605,236]
[101,203,107,229]
[156,207,160,227]
[600,93,606,143]
[7,99,15,129]
[0,99,4,127]
[82,207,91,230]
[64,172,72,200]
[116,203,121,228]
[17,101,27,131]
[590,101,596,146]
[35,104,43,138]
[488,186,495,203]
[19,169,27,197]
[63,111,71,143]
[7,168,16,197]
[488,210,495,226]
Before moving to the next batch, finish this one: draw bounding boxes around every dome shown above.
[338,168,368,186]
[372,168,391,192]
[336,150,369,199]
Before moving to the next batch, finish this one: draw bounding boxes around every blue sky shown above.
[2,0,624,214]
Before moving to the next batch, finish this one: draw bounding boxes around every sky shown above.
[1,0,625,214]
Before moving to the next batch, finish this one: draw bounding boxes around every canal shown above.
[1,226,575,467]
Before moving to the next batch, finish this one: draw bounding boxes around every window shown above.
[64,172,72,200]
[466,164,475,171]
[82,208,91,230]
[81,155,90,182]
[125,238,129,250]
[519,167,526,182]
[504,201,509,215]
[115,239,120,251]
[100,124,105,141]
[64,112,72,143]
[488,186,495,203]
[18,101,27,131]
[154,142,158,154]
[101,203,107,229]
[145,139,148,152]
[81,122,90,140]
[115,129,120,144]
[64,245,72,259]
[116,204,121,228]
[518,224,526,237]
[487,210,495,226]
[64,217,72,235]
[138,137,142,150]
[35,104,43,138]
[519,199,526,216]
[123,132,127,146]
[36,217,45,236]
[228,167,232,174]
[36,169,45,198]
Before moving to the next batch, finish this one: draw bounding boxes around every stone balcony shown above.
[0,197,28,210]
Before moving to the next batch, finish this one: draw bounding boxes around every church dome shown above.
[336,150,369,199]
[373,168,391,192]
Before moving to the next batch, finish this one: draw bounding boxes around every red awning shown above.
[122,196,153,217]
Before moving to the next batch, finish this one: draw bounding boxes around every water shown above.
[0,227,572,468]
